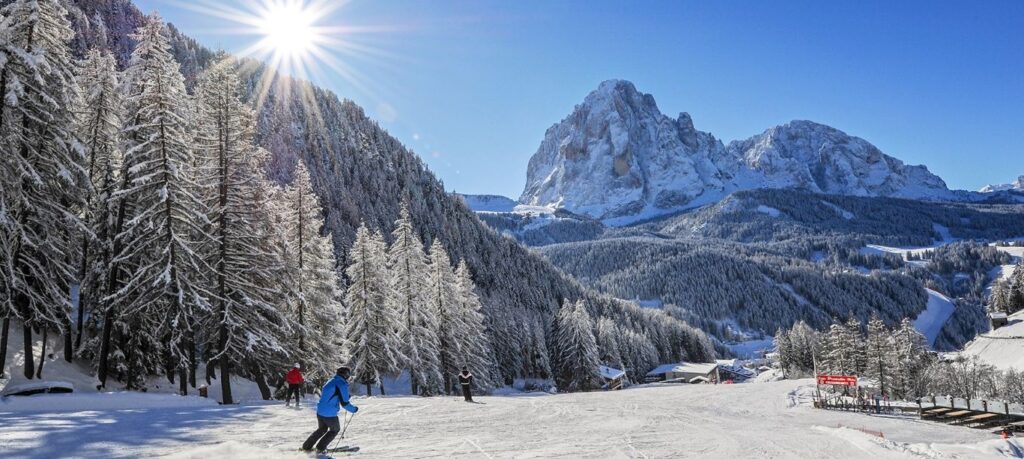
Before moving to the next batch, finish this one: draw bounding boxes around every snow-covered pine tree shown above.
[553,299,602,392]
[103,14,209,393]
[195,56,293,403]
[846,317,866,375]
[344,224,402,396]
[452,259,495,391]
[427,238,461,394]
[73,49,123,353]
[279,161,343,382]
[620,328,658,383]
[774,327,793,376]
[890,318,929,399]
[595,317,623,369]
[788,321,819,376]
[864,314,892,395]
[0,0,88,379]
[527,316,551,379]
[822,322,856,375]
[387,202,441,395]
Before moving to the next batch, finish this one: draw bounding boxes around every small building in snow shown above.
[644,362,719,384]
[990,312,1009,330]
[599,365,627,390]
[716,359,755,382]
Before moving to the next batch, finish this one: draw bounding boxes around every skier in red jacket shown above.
[286,363,304,407]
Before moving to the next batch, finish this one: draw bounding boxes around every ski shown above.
[325,446,360,453]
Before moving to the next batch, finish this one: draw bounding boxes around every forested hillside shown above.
[0,0,718,395]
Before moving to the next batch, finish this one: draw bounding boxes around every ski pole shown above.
[329,411,354,451]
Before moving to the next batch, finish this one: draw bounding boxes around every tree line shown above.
[775,319,1024,404]
[0,4,348,403]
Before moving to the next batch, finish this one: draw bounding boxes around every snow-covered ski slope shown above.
[2,379,1020,458]
[913,289,957,347]
[962,308,1024,371]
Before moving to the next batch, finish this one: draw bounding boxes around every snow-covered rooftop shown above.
[599,365,626,380]
[646,362,718,376]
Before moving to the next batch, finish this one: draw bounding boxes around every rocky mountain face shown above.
[980,176,1024,193]
[520,80,955,222]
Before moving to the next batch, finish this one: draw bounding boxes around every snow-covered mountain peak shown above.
[520,81,955,223]
[520,79,733,221]
[979,175,1024,193]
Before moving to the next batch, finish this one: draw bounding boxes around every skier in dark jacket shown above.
[285,363,304,407]
[302,366,359,453]
[458,366,474,402]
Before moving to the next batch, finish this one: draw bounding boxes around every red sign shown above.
[817,374,857,386]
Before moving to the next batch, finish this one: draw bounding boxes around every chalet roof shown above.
[599,365,626,380]
[646,362,718,376]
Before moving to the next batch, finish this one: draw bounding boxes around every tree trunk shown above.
[365,382,372,396]
[63,318,73,362]
[205,360,214,385]
[179,366,187,396]
[188,336,197,388]
[125,343,135,391]
[75,237,90,350]
[36,327,48,379]
[22,321,34,380]
[219,323,233,404]
[379,383,386,396]
[97,307,115,388]
[0,317,9,378]
[252,364,272,400]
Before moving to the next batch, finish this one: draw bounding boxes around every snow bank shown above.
[0,391,217,413]
[912,289,956,347]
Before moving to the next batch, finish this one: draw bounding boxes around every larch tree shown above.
[864,314,893,395]
[73,49,123,355]
[452,259,495,391]
[387,203,441,395]
[890,318,929,399]
[427,239,461,394]
[344,224,402,396]
[0,0,88,379]
[595,317,624,369]
[195,57,292,403]
[104,14,209,393]
[281,161,342,381]
[553,299,602,392]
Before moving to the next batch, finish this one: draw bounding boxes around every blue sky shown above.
[136,0,1024,198]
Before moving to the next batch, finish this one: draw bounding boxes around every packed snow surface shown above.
[913,289,957,347]
[962,309,1024,371]
[2,379,1018,458]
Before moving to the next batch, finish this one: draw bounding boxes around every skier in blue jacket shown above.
[302,366,359,453]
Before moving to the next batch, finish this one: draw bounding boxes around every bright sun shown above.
[259,0,318,57]
[180,0,393,115]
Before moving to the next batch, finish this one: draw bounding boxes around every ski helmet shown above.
[336,366,352,379]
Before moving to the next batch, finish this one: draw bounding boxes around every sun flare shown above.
[258,0,318,58]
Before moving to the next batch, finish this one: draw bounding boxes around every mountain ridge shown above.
[519,79,962,223]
